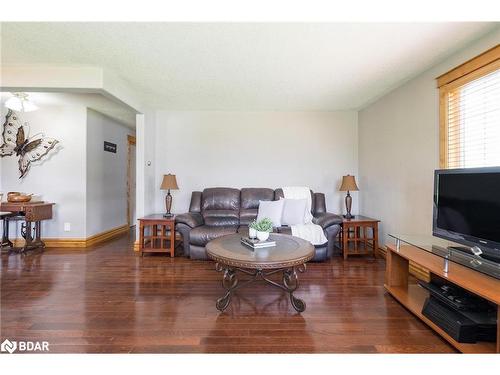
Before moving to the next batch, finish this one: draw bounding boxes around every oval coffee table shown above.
[206,233,314,313]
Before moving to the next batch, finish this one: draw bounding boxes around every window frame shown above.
[437,44,500,169]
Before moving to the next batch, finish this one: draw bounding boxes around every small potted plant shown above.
[249,219,258,239]
[255,218,273,241]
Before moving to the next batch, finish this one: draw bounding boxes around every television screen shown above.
[435,170,500,245]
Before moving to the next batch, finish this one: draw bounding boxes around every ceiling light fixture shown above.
[5,92,38,112]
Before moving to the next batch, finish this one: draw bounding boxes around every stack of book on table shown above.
[241,237,276,249]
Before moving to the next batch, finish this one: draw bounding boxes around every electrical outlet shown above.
[64,223,71,232]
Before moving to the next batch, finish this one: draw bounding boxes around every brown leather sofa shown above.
[175,187,342,261]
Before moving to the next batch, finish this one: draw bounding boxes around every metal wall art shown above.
[0,109,59,178]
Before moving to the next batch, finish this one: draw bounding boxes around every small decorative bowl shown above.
[8,193,32,203]
[7,192,21,199]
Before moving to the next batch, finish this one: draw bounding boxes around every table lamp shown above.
[160,174,179,217]
[339,175,359,219]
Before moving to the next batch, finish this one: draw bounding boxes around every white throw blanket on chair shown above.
[282,186,328,245]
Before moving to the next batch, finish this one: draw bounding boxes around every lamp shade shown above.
[339,175,359,191]
[160,174,179,190]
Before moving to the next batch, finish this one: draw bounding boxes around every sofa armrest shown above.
[175,212,204,228]
[313,212,342,229]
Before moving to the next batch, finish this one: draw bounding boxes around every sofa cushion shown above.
[256,199,284,227]
[239,188,275,226]
[202,188,240,211]
[189,225,238,246]
[241,188,275,209]
[281,198,307,225]
[239,208,257,226]
[274,188,315,214]
[203,210,240,226]
[201,188,240,226]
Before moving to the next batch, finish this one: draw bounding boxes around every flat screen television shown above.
[433,167,500,264]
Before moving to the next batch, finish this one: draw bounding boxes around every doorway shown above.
[127,135,137,227]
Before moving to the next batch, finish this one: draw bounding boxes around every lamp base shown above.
[344,191,354,220]
[343,214,355,219]
[164,190,173,218]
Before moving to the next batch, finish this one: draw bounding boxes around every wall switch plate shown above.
[64,223,71,232]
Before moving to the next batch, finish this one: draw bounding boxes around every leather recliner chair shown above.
[175,187,342,261]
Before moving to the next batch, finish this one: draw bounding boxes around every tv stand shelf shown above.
[385,243,500,353]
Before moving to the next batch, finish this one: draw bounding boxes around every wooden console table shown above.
[0,201,55,253]
[138,214,176,257]
[385,242,500,353]
[341,216,379,259]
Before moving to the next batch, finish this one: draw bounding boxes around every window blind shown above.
[445,68,500,168]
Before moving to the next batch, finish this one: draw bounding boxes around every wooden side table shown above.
[138,214,176,257]
[341,215,380,259]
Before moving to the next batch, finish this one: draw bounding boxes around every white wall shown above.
[155,111,358,214]
[2,65,149,237]
[144,111,157,215]
[135,111,156,236]
[358,28,500,246]
[0,102,136,240]
[0,105,87,238]
[86,109,132,236]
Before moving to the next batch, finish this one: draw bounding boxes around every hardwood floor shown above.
[0,232,455,353]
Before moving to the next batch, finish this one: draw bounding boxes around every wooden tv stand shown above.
[385,243,500,353]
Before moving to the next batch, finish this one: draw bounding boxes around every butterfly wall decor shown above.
[0,109,59,178]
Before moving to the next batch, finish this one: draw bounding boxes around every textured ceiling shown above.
[1,22,498,110]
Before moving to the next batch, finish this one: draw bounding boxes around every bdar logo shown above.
[1,339,17,354]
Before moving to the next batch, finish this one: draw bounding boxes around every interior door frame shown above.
[127,134,136,227]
